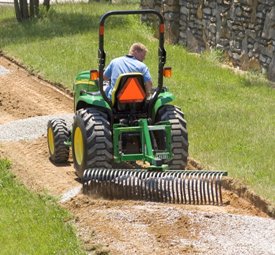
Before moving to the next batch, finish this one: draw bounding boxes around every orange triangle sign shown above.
[118,77,146,103]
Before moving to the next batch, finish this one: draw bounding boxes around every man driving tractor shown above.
[103,42,153,99]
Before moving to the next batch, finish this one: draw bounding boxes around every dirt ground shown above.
[0,55,274,255]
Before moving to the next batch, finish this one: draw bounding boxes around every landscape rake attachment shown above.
[83,169,227,205]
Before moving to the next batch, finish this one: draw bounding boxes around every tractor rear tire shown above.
[155,105,188,169]
[72,108,113,178]
[47,118,70,164]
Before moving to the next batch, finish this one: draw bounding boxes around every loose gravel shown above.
[190,211,275,255]
[0,114,73,142]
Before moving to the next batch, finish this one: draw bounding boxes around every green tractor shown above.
[47,10,226,205]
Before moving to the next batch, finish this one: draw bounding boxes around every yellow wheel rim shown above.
[48,127,55,155]
[74,127,84,165]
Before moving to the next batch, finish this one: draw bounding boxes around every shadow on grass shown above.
[0,5,133,47]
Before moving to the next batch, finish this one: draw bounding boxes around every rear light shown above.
[159,23,165,33]
[163,67,172,77]
[118,77,146,103]
[99,25,104,36]
[90,69,99,80]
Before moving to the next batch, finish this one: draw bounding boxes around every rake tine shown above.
[210,172,216,205]
[123,170,129,199]
[82,169,89,194]
[151,172,159,202]
[155,172,161,202]
[139,171,144,200]
[137,170,143,200]
[216,172,221,205]
[125,170,132,199]
[215,172,221,205]
[192,172,197,203]
[134,170,141,199]
[177,172,182,204]
[174,172,181,203]
[86,169,93,195]
[140,171,146,200]
[186,172,192,204]
[98,169,104,196]
[95,169,102,194]
[114,169,121,198]
[148,171,155,201]
[205,172,211,204]
[190,172,195,204]
[165,173,170,203]
[109,168,116,200]
[198,171,203,204]
[166,174,172,203]
[89,168,96,195]
[99,169,106,197]
[158,172,165,202]
[139,171,146,200]
[189,173,195,204]
[121,169,129,199]
[202,172,207,204]
[129,172,135,199]
[217,172,224,205]
[135,170,141,199]
[182,172,188,204]
[96,168,103,195]
[171,172,177,203]
[194,172,199,204]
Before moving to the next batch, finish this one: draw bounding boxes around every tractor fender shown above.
[75,94,111,112]
[74,70,99,104]
[152,92,174,121]
[74,70,110,113]
[75,70,93,83]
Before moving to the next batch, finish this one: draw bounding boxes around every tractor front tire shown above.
[47,118,70,164]
[155,105,188,169]
[72,108,113,178]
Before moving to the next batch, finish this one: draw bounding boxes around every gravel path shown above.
[191,212,275,255]
[67,198,275,255]
[0,114,73,142]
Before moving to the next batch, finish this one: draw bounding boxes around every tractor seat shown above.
[111,73,147,113]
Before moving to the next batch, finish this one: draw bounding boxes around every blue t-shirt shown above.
[103,55,152,98]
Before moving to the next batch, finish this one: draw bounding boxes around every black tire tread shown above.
[156,105,188,169]
[73,108,113,177]
[47,118,70,164]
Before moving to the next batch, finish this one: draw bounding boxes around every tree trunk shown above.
[20,0,29,20]
[34,0,39,16]
[43,0,50,11]
[14,0,22,22]
[29,0,34,18]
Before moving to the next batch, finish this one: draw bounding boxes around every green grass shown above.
[0,3,147,87]
[0,2,274,205]
[0,158,85,254]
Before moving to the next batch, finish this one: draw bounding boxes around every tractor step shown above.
[82,169,227,205]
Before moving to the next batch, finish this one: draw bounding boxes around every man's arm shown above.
[145,80,153,98]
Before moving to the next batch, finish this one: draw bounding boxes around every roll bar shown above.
[98,10,166,110]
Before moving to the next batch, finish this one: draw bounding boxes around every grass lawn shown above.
[0,158,85,254]
[0,1,274,207]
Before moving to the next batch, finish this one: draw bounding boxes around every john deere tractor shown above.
[47,10,226,205]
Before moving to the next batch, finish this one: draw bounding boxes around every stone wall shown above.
[140,0,275,81]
